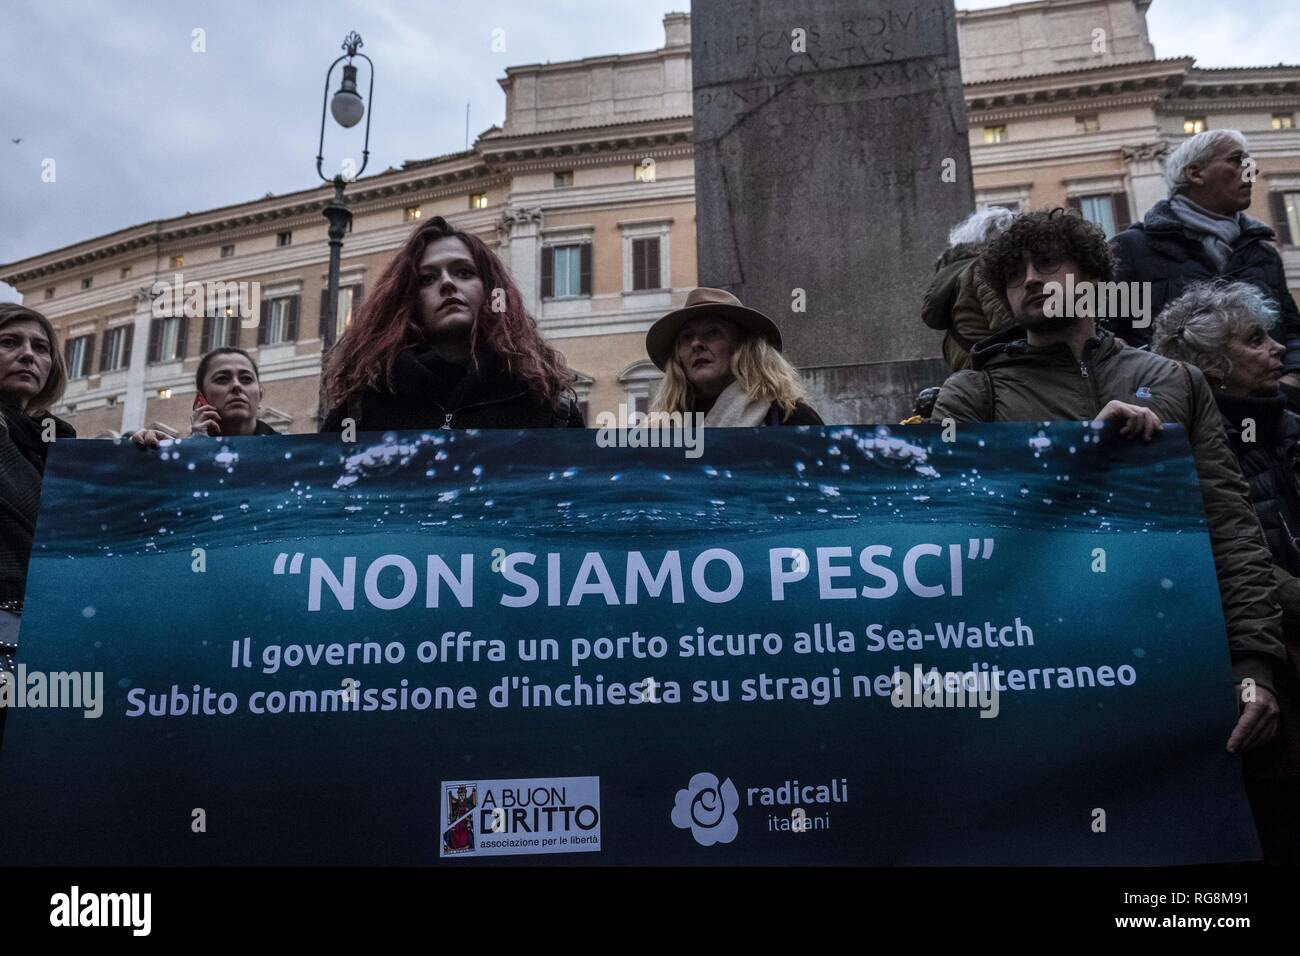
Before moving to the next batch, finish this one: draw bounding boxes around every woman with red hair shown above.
[319,217,583,431]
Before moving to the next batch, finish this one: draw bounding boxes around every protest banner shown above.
[0,424,1258,864]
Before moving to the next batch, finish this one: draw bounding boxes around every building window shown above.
[100,325,132,372]
[81,277,93,291]
[220,244,235,258]
[267,298,289,343]
[207,312,235,351]
[554,245,582,297]
[158,388,172,400]
[1271,191,1300,246]
[44,287,54,300]
[158,317,183,361]
[170,255,184,269]
[1070,193,1131,239]
[276,231,292,247]
[120,266,132,280]
[1274,113,1296,130]
[64,334,93,379]
[982,125,1008,144]
[631,237,662,291]
[619,361,664,417]
[1184,117,1207,134]
[335,286,355,339]
[634,161,657,182]
[404,206,422,222]
[469,193,488,210]
[554,170,574,188]
[1075,114,1100,133]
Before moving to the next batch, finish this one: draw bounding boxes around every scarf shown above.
[1170,193,1244,272]
[701,380,770,427]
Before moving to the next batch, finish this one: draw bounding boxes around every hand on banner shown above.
[1093,400,1163,441]
[129,428,177,449]
[1227,682,1279,753]
[191,402,223,437]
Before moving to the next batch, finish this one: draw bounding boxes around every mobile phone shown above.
[193,393,220,434]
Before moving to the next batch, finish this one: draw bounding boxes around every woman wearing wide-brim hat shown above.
[645,287,824,426]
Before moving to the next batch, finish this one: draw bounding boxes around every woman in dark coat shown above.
[0,304,75,748]
[130,347,281,446]
[1155,280,1300,863]
[319,216,583,432]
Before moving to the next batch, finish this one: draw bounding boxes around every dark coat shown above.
[319,347,584,433]
[932,327,1287,693]
[1109,198,1300,368]
[764,400,824,426]
[0,401,76,609]
[920,242,1013,372]
[1217,391,1300,779]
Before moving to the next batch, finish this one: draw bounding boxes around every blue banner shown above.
[0,424,1259,864]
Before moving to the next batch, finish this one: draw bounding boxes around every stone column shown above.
[499,206,543,317]
[1122,142,1171,223]
[119,287,156,434]
[692,0,975,422]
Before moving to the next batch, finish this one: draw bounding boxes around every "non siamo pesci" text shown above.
[297,539,998,611]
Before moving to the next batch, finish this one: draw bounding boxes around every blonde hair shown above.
[0,303,67,416]
[651,331,808,420]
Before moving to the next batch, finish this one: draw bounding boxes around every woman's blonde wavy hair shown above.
[651,324,807,419]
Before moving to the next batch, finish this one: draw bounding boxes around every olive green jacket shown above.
[932,326,1286,693]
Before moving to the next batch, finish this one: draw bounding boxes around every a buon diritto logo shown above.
[443,783,477,854]
[671,772,739,846]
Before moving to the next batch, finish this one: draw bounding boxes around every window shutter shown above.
[64,339,75,375]
[319,289,330,342]
[287,295,300,341]
[148,319,161,363]
[541,246,554,298]
[85,334,96,376]
[1271,192,1294,246]
[354,283,364,310]
[123,325,134,369]
[1113,193,1132,233]
[99,330,112,372]
[648,237,661,289]
[201,315,213,355]
[176,316,188,359]
[580,243,592,296]
[257,298,270,346]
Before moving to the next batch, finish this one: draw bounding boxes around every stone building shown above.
[3,0,1299,434]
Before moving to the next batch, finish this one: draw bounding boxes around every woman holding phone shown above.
[130,347,280,447]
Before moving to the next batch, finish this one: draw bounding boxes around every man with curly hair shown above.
[931,208,1286,756]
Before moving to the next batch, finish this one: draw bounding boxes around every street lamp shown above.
[316,31,374,353]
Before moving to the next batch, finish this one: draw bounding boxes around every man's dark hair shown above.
[976,208,1113,299]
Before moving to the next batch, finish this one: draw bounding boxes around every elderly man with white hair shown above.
[1111,129,1300,391]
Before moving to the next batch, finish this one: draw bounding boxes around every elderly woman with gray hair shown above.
[920,206,1017,372]
[1112,129,1300,385]
[1155,280,1300,862]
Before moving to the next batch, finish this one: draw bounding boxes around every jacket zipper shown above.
[1079,358,1102,416]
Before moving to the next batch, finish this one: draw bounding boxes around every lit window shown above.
[81,277,93,290]
[335,286,356,339]
[276,231,292,247]
[982,125,1008,144]
[634,160,656,182]
[1184,117,1207,134]
[554,171,574,188]
[158,388,172,400]
[404,206,422,222]
[469,193,488,210]
[553,245,582,297]
[1273,113,1296,130]
[1075,114,1100,133]
[220,244,235,258]
[170,255,184,269]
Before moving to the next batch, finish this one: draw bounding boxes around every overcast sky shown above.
[3,0,1297,302]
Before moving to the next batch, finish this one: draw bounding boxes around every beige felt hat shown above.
[645,287,782,370]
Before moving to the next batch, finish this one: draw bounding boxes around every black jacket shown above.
[319,347,584,432]
[0,402,76,609]
[1217,392,1300,575]
[1110,198,1300,368]
[764,400,824,426]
